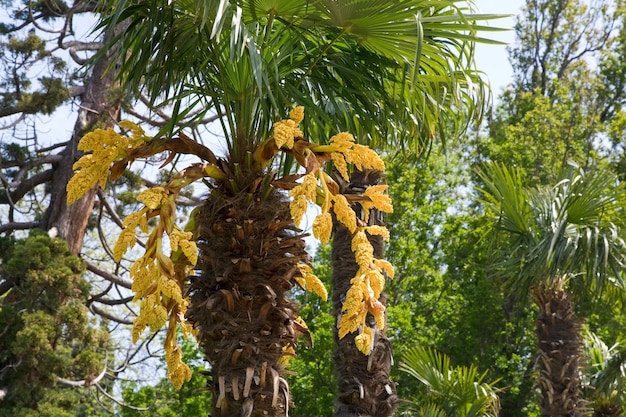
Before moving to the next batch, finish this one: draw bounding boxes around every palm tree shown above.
[476,162,626,417]
[68,1,503,415]
[398,346,501,417]
[582,330,626,417]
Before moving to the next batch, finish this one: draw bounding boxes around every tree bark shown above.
[43,22,128,254]
[331,170,398,417]
[187,166,310,417]
[533,278,583,417]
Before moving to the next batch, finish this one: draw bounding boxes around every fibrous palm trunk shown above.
[533,277,584,417]
[186,163,309,417]
[331,170,397,417]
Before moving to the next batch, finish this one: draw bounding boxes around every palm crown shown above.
[102,0,502,158]
[477,161,626,297]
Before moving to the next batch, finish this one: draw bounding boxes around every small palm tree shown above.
[477,162,626,417]
[399,346,501,417]
[582,330,626,417]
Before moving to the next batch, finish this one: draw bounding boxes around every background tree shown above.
[477,162,626,417]
[483,0,624,184]
[0,233,110,416]
[0,0,230,410]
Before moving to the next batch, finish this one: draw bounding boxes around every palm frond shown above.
[476,161,532,235]
[98,0,507,162]
[478,161,626,297]
[399,346,501,417]
[582,329,626,402]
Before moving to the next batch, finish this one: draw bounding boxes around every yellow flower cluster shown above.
[289,172,318,225]
[66,122,214,389]
[312,212,332,245]
[329,132,386,181]
[66,122,148,205]
[165,330,193,389]
[273,107,305,149]
[338,227,393,354]
[278,107,394,356]
[296,264,328,301]
[114,188,197,389]
[355,327,375,356]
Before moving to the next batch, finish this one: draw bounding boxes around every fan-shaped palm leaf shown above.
[476,161,626,296]
[100,0,506,158]
[399,346,501,417]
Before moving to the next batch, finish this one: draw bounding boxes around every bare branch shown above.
[1,14,46,32]
[90,304,134,325]
[0,221,41,234]
[36,141,70,154]
[1,154,62,171]
[97,189,124,228]
[27,0,65,34]
[60,40,105,51]
[0,169,55,205]
[0,114,27,130]
[94,381,150,411]
[59,41,106,65]
[85,260,132,289]
[57,356,108,387]
[91,295,134,306]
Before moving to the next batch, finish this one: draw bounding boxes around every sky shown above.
[474,0,526,92]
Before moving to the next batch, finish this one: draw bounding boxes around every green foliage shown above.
[0,233,108,416]
[120,338,211,416]
[482,87,595,186]
[0,31,69,117]
[399,346,502,417]
[383,153,538,415]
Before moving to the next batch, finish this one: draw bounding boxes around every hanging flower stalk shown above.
[67,122,228,387]
[66,107,394,392]
[266,110,395,356]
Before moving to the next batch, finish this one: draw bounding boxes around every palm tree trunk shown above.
[186,166,309,417]
[533,277,583,417]
[331,170,398,417]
